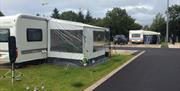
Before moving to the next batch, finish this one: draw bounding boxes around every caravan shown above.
[129,30,160,44]
[0,14,109,65]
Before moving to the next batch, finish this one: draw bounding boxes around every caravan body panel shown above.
[0,15,48,63]
[0,16,17,63]
[15,15,48,63]
[129,30,144,43]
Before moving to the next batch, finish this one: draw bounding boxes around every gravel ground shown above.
[168,43,180,48]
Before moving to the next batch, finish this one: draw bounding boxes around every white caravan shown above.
[0,14,109,65]
[129,30,160,44]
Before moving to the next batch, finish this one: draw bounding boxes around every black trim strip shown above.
[21,48,47,54]
[0,50,8,52]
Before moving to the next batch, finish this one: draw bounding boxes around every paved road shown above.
[95,48,180,91]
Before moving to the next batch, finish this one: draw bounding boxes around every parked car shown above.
[113,35,128,45]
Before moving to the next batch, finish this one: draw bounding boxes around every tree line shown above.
[50,5,180,42]
[150,4,180,42]
[51,8,94,24]
[0,4,179,42]
[0,11,4,16]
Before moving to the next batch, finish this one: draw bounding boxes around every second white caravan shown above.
[129,30,160,44]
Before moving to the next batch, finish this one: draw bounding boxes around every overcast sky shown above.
[0,0,179,26]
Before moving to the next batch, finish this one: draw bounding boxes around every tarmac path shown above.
[95,48,180,91]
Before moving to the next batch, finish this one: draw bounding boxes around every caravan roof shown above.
[0,14,108,31]
[129,30,160,35]
[0,14,47,21]
[50,19,108,30]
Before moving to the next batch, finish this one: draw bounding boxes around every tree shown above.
[85,10,93,23]
[168,4,180,41]
[59,11,78,21]
[90,18,105,27]
[51,8,60,19]
[150,13,166,40]
[143,25,150,30]
[36,13,40,16]
[0,11,4,16]
[130,23,142,30]
[104,7,141,37]
[77,10,85,23]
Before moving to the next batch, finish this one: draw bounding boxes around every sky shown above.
[0,0,179,26]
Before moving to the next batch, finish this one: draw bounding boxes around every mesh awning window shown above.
[50,29,83,53]
[93,31,107,52]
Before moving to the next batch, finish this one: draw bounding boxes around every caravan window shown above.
[0,29,10,42]
[27,28,42,42]
[93,31,106,52]
[132,34,141,38]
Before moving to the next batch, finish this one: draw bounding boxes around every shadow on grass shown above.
[71,82,84,88]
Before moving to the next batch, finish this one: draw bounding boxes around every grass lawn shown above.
[0,55,132,91]
[161,42,169,48]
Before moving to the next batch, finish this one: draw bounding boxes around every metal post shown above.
[109,31,111,57]
[11,63,15,85]
[166,0,169,43]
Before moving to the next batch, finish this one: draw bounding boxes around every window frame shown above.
[93,31,106,52]
[50,29,83,53]
[132,34,141,38]
[0,28,10,42]
[27,28,43,42]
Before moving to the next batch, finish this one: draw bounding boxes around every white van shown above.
[0,14,109,65]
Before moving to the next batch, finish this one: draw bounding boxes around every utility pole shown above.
[166,0,169,43]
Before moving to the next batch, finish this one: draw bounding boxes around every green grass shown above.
[161,42,169,48]
[0,55,132,91]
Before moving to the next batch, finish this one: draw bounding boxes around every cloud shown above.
[121,5,153,11]
[132,13,155,25]
[0,0,179,26]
